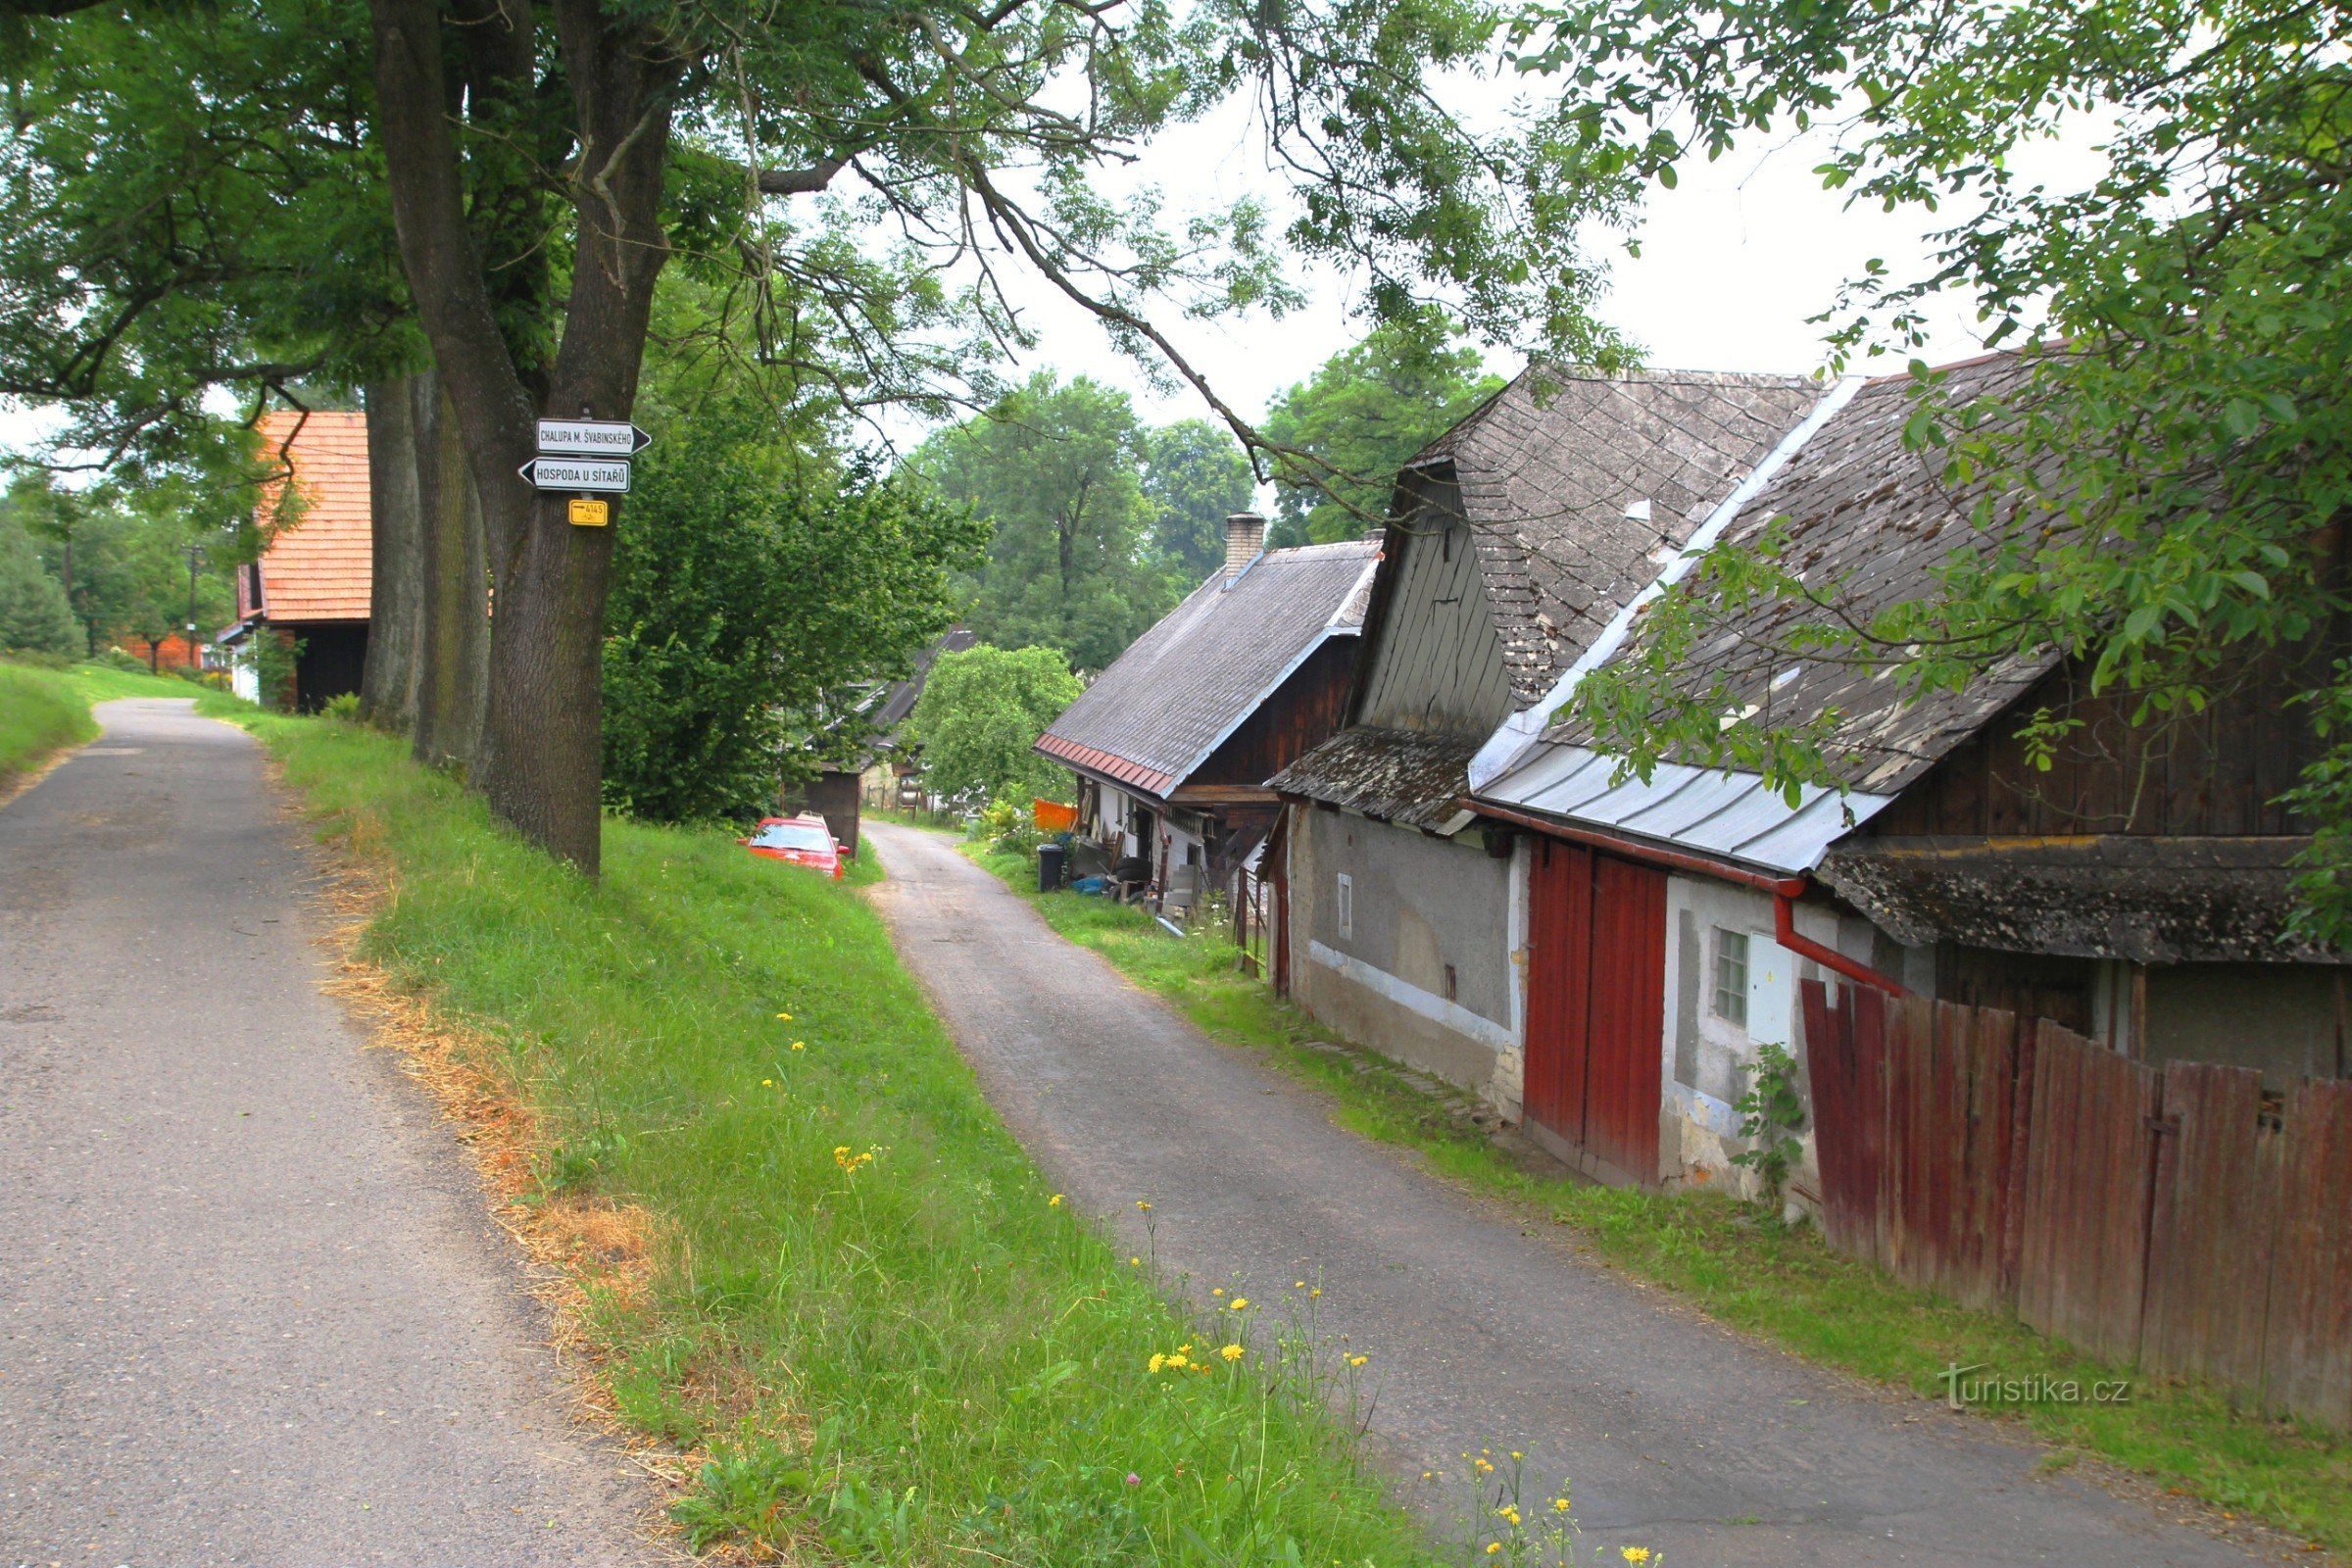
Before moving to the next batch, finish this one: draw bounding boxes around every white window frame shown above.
[1712,927,1750,1030]
[1336,872,1353,940]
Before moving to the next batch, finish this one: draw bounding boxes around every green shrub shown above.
[321,691,362,722]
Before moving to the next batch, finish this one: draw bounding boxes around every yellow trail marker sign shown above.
[568,498,610,527]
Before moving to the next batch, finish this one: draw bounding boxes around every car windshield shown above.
[751,822,832,853]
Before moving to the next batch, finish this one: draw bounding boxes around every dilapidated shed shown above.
[1474,352,2352,1191]
[1035,515,1377,903]
[1271,366,1826,1115]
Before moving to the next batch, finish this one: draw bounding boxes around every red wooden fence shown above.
[1802,979,2352,1431]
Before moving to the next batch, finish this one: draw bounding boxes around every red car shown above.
[740,814,845,878]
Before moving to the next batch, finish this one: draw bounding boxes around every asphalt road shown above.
[865,820,2291,1568]
[0,700,660,1567]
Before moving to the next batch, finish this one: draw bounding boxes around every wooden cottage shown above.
[219,410,372,711]
[1035,514,1376,907]
[1472,353,2352,1189]
[1269,368,1826,1112]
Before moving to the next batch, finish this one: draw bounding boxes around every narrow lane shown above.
[866,820,2286,1568]
[0,700,660,1567]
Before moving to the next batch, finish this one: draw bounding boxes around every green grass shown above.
[970,844,2352,1557]
[0,661,98,788]
[66,659,214,705]
[220,710,1438,1567]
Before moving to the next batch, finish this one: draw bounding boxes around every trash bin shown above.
[1037,841,1066,892]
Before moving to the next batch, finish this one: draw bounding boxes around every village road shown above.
[866,820,2291,1568]
[0,700,661,1567]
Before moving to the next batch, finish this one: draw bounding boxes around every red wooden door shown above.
[1524,839,1666,1182]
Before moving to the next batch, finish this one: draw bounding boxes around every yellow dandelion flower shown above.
[1212,1287,1225,1297]
[1177,1344,1192,1354]
[1130,1256,1141,1266]
[1136,1200,1152,1211]
[1294,1280,1305,1289]
[791,1041,806,1052]
[1228,1297,1249,1311]
[1219,1344,1244,1362]
[761,1079,773,1088]
[1309,1287,1321,1298]
[1049,1194,1063,1207]
[1621,1550,1652,1565]
[1551,1498,1570,1514]
[1149,1353,1166,1374]
[834,1145,851,1157]
[1497,1505,1521,1526]
[1486,1545,1501,1556]
[1510,1451,1523,1460]
[1348,1354,1369,1367]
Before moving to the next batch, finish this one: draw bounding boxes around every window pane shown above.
[1713,928,1749,1028]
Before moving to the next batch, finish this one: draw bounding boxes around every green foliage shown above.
[2,475,236,662]
[225,710,1436,1568]
[1263,312,1504,547]
[972,797,1046,857]
[321,691,362,723]
[906,644,1081,808]
[0,660,95,784]
[1729,1041,1806,1205]
[600,394,986,825]
[918,372,1174,672]
[0,0,407,487]
[1143,418,1256,581]
[240,631,301,713]
[1510,0,2352,938]
[0,507,75,656]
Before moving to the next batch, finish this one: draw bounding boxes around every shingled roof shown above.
[1538,353,2056,797]
[1037,540,1379,798]
[1269,726,1482,831]
[249,410,371,623]
[1409,367,1826,706]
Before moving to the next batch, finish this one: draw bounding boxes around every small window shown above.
[1713,928,1750,1029]
[1336,872,1354,940]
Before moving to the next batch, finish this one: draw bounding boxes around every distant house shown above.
[855,624,980,808]
[1269,368,1826,1118]
[1036,514,1377,908]
[1470,352,2352,1189]
[789,625,981,857]
[218,411,370,711]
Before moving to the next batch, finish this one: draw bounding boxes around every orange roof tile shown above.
[253,410,371,623]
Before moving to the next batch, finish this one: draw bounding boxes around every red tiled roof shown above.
[252,410,370,623]
[1034,733,1176,799]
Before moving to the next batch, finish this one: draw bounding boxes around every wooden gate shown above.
[1524,839,1666,1183]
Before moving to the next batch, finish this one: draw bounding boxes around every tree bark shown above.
[411,374,487,771]
[359,376,423,730]
[368,0,675,875]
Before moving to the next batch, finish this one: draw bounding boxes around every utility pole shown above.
[184,543,206,672]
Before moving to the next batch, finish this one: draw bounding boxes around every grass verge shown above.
[968,843,2352,1556]
[67,660,216,705]
[0,660,98,790]
[220,709,1437,1566]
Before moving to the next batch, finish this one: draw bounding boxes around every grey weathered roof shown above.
[1269,726,1482,830]
[1817,835,2348,963]
[1540,353,2059,795]
[1038,540,1380,797]
[1411,367,1827,706]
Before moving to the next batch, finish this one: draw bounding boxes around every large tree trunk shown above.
[411,374,488,771]
[370,0,674,875]
[359,376,423,730]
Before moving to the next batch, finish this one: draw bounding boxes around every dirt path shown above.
[0,700,662,1568]
[865,821,2289,1568]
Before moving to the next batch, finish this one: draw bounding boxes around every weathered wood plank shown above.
[2263,1079,2352,1430]
[2142,1062,2278,1394]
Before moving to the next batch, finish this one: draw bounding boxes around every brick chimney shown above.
[1221,511,1267,587]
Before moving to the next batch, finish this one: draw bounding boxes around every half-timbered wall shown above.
[1355,502,1516,736]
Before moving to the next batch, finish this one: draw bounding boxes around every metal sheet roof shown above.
[1482,742,1892,874]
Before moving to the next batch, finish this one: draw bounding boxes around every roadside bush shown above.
[322,691,362,722]
[906,644,1079,807]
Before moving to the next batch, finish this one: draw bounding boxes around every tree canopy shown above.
[906,643,1081,808]
[1500,0,2352,931]
[1262,315,1502,547]
[1143,419,1255,583]
[917,372,1173,674]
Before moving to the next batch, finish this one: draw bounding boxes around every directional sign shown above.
[518,456,631,493]
[535,417,653,458]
